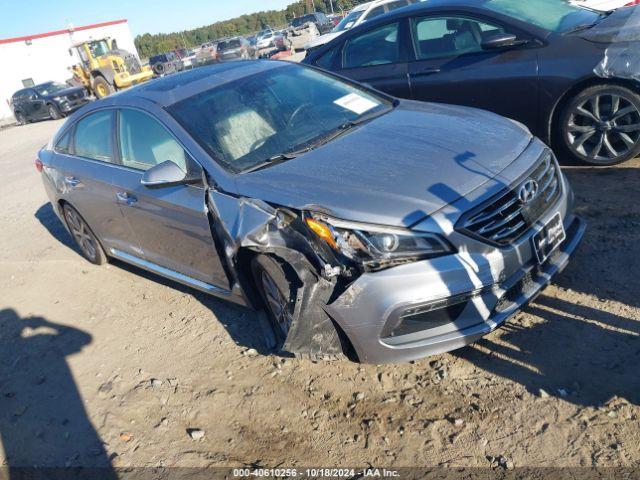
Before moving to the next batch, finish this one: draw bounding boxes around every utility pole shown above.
[329,0,334,14]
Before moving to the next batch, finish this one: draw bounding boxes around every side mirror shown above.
[141,160,202,188]
[481,33,521,50]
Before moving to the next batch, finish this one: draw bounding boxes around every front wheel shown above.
[560,84,640,166]
[251,255,296,345]
[15,112,26,125]
[63,204,107,265]
[92,76,114,99]
[48,104,62,120]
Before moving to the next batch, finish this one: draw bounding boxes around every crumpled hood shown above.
[580,7,640,43]
[234,101,533,228]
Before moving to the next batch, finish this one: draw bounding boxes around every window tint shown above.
[74,110,114,163]
[118,109,188,172]
[316,46,340,70]
[365,6,386,22]
[343,23,401,69]
[55,130,73,154]
[411,17,505,60]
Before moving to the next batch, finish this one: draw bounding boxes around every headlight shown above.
[53,96,63,102]
[305,213,454,270]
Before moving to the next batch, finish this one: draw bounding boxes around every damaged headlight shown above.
[304,213,454,270]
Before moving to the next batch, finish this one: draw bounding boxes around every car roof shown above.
[109,60,288,108]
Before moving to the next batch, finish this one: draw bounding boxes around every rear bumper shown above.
[325,172,585,364]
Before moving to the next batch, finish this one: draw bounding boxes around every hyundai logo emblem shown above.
[518,179,539,204]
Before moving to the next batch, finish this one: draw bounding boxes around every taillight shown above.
[625,0,640,6]
[35,159,43,172]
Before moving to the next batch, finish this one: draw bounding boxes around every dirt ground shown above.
[0,119,639,472]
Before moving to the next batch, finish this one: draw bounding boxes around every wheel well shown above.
[235,247,357,360]
[549,77,640,147]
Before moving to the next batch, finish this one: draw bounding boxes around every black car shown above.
[149,52,184,76]
[291,12,334,35]
[11,82,89,125]
[304,0,640,165]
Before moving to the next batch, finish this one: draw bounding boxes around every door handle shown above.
[64,176,81,187]
[414,67,441,77]
[116,192,137,206]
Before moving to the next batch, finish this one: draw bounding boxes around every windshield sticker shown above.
[334,93,379,115]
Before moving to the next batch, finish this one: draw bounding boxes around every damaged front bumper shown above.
[324,183,586,365]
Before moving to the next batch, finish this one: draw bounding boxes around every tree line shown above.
[134,0,369,58]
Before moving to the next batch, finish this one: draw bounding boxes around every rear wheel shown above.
[48,104,62,120]
[251,255,296,345]
[560,84,640,166]
[92,76,114,99]
[63,204,107,265]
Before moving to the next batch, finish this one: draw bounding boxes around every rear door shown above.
[337,20,412,98]
[53,109,141,256]
[406,14,540,129]
[111,107,230,289]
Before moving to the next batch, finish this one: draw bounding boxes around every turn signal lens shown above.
[35,159,43,172]
[305,218,337,249]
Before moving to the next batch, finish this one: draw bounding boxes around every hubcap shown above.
[567,93,640,164]
[65,209,97,260]
[261,271,293,337]
[49,106,58,119]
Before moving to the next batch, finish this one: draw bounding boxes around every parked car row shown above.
[304,0,640,166]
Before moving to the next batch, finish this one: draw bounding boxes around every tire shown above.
[92,76,114,99]
[14,112,26,125]
[251,255,298,346]
[152,62,165,76]
[62,204,107,265]
[48,104,62,120]
[559,84,640,166]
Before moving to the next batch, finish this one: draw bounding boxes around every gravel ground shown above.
[0,119,638,471]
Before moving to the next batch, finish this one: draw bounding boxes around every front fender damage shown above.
[206,189,352,359]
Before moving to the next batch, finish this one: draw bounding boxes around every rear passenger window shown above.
[55,130,73,154]
[74,110,114,163]
[118,109,188,172]
[411,16,505,60]
[343,23,402,69]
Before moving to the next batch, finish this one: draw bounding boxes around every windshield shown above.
[483,0,604,33]
[334,9,365,32]
[88,40,111,57]
[168,64,392,173]
[218,39,241,51]
[34,82,68,95]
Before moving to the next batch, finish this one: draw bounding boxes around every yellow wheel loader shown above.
[69,38,153,99]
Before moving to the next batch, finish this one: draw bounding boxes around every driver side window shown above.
[410,16,505,60]
[118,109,188,172]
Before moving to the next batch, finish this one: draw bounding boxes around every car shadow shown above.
[455,294,640,407]
[34,202,278,359]
[0,308,117,473]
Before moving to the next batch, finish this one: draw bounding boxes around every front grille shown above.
[124,55,142,75]
[458,150,562,246]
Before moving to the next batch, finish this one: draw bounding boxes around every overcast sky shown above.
[0,0,295,38]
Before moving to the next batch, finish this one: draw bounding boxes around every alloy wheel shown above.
[65,208,98,261]
[48,105,60,120]
[566,93,640,164]
[260,270,293,337]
